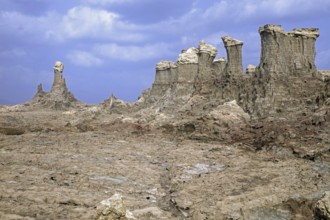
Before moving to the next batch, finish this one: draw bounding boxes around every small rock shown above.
[95,193,136,220]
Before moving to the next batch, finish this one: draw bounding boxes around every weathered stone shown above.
[258,24,319,77]
[156,60,177,71]
[51,61,68,93]
[246,64,256,74]
[30,61,78,110]
[212,58,226,77]
[101,94,131,111]
[197,41,218,81]
[222,36,244,75]
[177,47,199,64]
[315,191,330,219]
[154,61,178,84]
[198,40,218,57]
[289,28,319,39]
[32,83,46,99]
[135,24,328,121]
[95,194,136,220]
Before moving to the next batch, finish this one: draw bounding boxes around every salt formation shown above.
[146,24,328,119]
[30,61,79,110]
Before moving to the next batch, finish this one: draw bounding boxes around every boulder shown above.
[95,194,136,220]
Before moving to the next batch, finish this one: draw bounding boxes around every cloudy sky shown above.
[1,0,330,104]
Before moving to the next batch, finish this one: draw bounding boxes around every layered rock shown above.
[149,41,222,105]
[212,58,226,77]
[258,24,319,77]
[51,61,69,94]
[222,36,243,76]
[145,24,329,120]
[150,61,177,98]
[197,40,218,82]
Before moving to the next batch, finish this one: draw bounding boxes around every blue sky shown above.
[1,0,330,104]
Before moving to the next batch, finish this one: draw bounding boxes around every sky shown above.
[1,0,330,105]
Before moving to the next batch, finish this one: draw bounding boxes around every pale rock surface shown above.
[208,100,250,123]
[222,36,244,75]
[258,24,286,34]
[258,24,319,76]
[95,194,136,220]
[289,28,319,39]
[246,64,256,74]
[198,40,218,57]
[53,61,64,73]
[213,57,226,62]
[221,36,244,46]
[28,61,78,110]
[315,191,330,219]
[177,47,199,64]
[101,94,131,111]
[156,60,177,71]
[319,70,330,82]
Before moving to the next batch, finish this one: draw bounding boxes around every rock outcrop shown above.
[222,36,243,76]
[30,61,79,110]
[145,24,329,120]
[258,24,319,77]
[149,41,219,107]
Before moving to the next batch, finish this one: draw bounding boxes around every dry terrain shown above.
[0,109,329,219]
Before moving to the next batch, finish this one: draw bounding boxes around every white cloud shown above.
[46,6,118,41]
[67,50,103,67]
[45,6,147,42]
[194,0,330,22]
[94,43,173,61]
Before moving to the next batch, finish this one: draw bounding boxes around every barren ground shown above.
[0,110,329,219]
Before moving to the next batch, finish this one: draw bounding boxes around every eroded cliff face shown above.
[149,44,216,107]
[146,24,329,119]
[258,24,319,77]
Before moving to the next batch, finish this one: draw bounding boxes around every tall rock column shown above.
[30,61,78,109]
[258,24,319,77]
[175,48,199,97]
[176,47,199,83]
[150,61,178,97]
[222,36,243,76]
[288,28,319,76]
[197,40,218,81]
[51,61,69,94]
[49,61,77,108]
